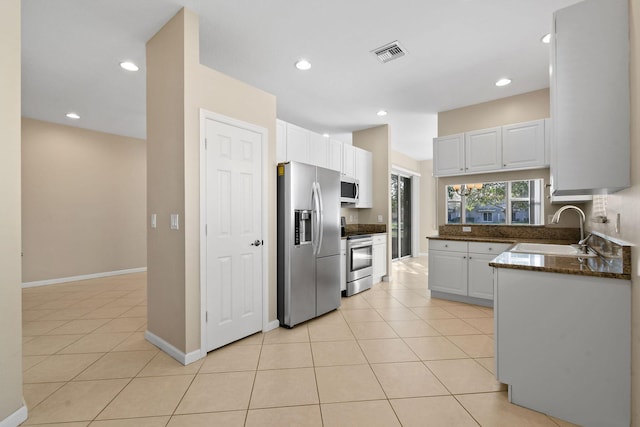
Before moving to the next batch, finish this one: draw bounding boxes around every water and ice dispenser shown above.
[294,209,312,245]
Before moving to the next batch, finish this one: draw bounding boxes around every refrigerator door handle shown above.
[311,182,319,255]
[316,181,324,254]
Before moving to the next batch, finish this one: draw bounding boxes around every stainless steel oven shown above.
[345,235,373,296]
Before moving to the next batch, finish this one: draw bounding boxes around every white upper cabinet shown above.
[286,123,311,164]
[465,127,502,173]
[551,0,629,195]
[342,143,356,177]
[502,119,545,169]
[276,121,372,208]
[327,139,343,172]
[354,147,372,208]
[433,133,464,176]
[433,120,548,177]
[277,120,340,172]
[309,132,328,169]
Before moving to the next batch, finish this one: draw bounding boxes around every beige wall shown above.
[21,119,146,283]
[353,125,391,273]
[0,0,24,421]
[391,150,420,173]
[438,88,550,136]
[585,2,640,423]
[147,8,277,354]
[419,159,437,253]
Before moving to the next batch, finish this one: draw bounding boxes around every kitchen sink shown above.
[509,243,599,258]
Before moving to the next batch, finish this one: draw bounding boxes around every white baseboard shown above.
[0,402,27,427]
[264,320,280,333]
[144,330,203,366]
[22,267,147,288]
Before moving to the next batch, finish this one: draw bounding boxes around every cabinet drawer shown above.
[373,234,387,245]
[468,242,513,255]
[429,240,467,253]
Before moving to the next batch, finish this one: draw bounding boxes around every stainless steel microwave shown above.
[340,176,359,204]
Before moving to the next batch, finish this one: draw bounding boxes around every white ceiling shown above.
[21,0,582,161]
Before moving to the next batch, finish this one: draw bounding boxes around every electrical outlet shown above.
[377,215,383,223]
[462,226,471,232]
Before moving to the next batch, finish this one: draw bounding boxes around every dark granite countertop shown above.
[427,228,631,280]
[489,251,629,280]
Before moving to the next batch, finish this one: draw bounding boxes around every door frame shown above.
[199,109,270,358]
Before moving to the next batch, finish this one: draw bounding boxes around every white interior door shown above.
[204,117,263,352]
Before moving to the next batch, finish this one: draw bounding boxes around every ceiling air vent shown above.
[372,41,406,63]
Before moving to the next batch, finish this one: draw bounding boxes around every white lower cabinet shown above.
[372,234,387,283]
[428,239,512,304]
[495,268,630,427]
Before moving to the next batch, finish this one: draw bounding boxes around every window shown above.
[446,179,544,225]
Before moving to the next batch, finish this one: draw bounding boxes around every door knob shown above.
[250,240,263,247]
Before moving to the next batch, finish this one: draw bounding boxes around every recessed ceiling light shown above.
[495,78,512,87]
[541,33,551,44]
[323,133,330,138]
[295,59,311,71]
[65,112,80,119]
[119,61,139,72]
[377,110,388,117]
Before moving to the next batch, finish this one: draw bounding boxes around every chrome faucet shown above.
[551,205,587,247]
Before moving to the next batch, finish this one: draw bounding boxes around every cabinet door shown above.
[465,127,502,173]
[433,134,464,176]
[372,236,387,282]
[372,243,385,283]
[309,132,328,169]
[276,119,287,163]
[355,147,372,208]
[551,0,629,194]
[428,250,467,296]
[502,120,545,169]
[328,139,343,172]
[342,144,356,177]
[286,123,310,164]
[467,253,496,300]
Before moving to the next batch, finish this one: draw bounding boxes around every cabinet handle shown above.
[444,244,448,248]
[463,256,467,259]
[468,256,472,259]
[488,247,493,251]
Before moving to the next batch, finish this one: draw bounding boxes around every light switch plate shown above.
[151,214,157,229]
[170,214,179,230]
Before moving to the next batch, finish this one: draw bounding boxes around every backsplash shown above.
[345,223,387,234]
[439,225,580,241]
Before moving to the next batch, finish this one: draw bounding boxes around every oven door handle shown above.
[348,240,373,250]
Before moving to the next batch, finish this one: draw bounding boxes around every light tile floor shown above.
[20,257,581,426]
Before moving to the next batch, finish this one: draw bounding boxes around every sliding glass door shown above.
[391,173,412,260]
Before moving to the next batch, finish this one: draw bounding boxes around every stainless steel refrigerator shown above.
[277,161,341,328]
